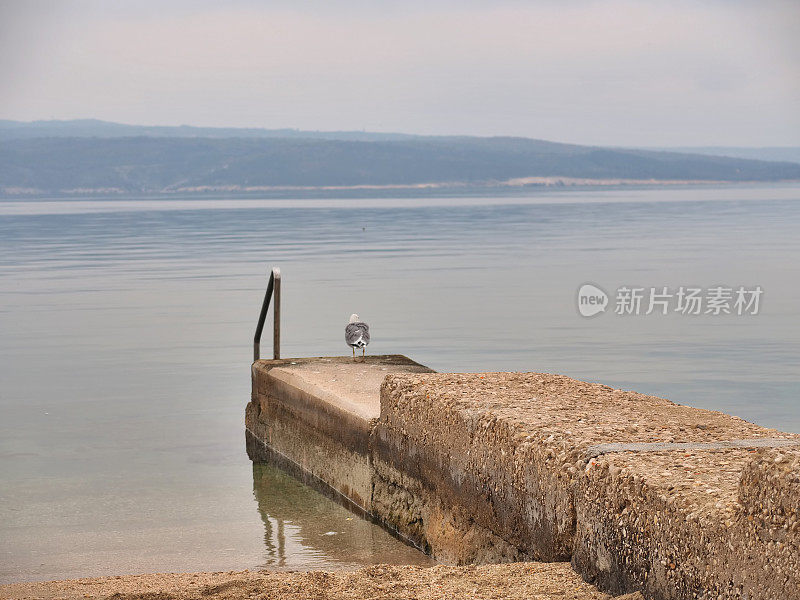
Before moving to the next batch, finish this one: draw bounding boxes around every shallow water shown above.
[1,184,799,582]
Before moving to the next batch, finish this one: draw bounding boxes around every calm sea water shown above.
[1,185,799,583]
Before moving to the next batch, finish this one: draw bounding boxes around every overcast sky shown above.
[1,0,798,146]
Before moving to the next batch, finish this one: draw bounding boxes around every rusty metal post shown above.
[254,266,280,362]
[272,267,281,359]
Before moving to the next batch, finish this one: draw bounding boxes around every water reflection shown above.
[251,462,434,570]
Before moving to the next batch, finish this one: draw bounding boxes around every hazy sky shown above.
[1,0,798,146]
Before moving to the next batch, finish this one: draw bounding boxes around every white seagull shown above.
[345,314,370,361]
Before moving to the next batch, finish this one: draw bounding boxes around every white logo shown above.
[577,283,609,317]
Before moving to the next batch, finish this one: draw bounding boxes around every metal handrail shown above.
[254,266,281,361]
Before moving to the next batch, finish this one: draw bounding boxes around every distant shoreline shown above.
[4,178,799,201]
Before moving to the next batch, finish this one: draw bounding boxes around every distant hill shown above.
[1,120,799,196]
[654,147,800,165]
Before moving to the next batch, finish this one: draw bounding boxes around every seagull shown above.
[345,314,370,361]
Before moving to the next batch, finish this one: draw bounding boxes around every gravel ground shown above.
[0,563,644,600]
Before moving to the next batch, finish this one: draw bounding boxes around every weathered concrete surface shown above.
[376,372,800,599]
[574,447,800,599]
[267,359,410,421]
[737,448,800,596]
[246,355,433,513]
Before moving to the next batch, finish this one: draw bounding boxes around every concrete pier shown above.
[247,357,800,600]
[246,356,433,522]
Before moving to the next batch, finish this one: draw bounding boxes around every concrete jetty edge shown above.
[246,356,800,600]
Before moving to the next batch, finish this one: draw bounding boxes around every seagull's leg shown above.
[362,347,365,360]
[352,347,355,361]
